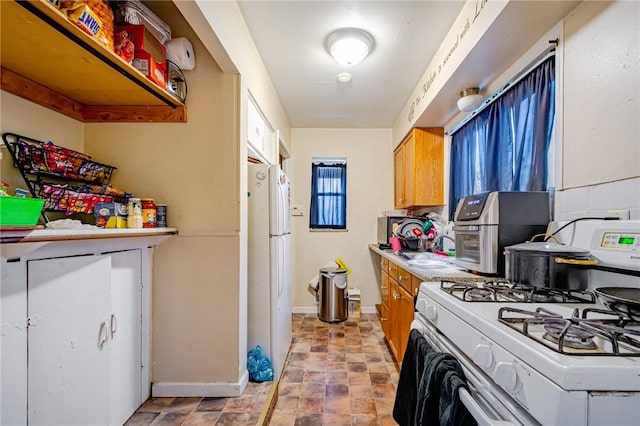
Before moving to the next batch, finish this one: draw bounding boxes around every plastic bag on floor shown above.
[247,345,273,382]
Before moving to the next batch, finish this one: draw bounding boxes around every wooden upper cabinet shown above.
[0,0,186,122]
[393,127,444,209]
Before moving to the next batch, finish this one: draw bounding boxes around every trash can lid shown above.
[319,267,347,275]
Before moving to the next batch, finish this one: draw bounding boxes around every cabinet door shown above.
[393,146,404,208]
[397,286,415,361]
[388,280,400,360]
[109,250,143,426]
[403,133,416,207]
[413,128,444,206]
[380,271,390,338]
[27,255,111,426]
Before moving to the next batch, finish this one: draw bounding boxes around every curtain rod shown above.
[447,41,558,137]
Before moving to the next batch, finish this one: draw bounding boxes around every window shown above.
[309,159,347,229]
[449,56,556,219]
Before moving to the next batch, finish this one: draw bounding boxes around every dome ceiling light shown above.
[326,28,374,66]
[457,88,483,112]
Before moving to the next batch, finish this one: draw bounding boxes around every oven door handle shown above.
[459,388,515,426]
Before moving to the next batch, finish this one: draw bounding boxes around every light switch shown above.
[292,205,304,216]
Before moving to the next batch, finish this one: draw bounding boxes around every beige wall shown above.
[0,93,84,193]
[290,128,393,310]
[84,2,242,390]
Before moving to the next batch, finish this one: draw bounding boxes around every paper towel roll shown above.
[165,37,195,70]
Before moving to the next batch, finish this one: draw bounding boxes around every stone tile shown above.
[348,384,374,398]
[303,371,327,384]
[323,396,350,414]
[282,369,306,383]
[149,412,190,426]
[369,372,391,385]
[137,398,175,413]
[351,414,379,425]
[270,411,297,426]
[326,352,346,362]
[306,361,328,372]
[294,413,323,426]
[166,397,201,413]
[279,383,303,397]
[325,383,349,397]
[322,413,351,426]
[298,396,324,414]
[374,397,396,415]
[347,362,368,373]
[195,397,229,412]
[124,412,160,425]
[224,395,256,412]
[275,396,299,412]
[301,383,325,397]
[182,411,221,425]
[348,372,371,385]
[379,414,397,425]
[350,397,377,415]
[367,362,391,373]
[288,352,309,361]
[213,412,251,425]
[346,353,366,362]
[325,371,348,384]
[373,382,397,398]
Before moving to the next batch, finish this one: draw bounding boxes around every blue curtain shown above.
[310,163,347,229]
[449,56,555,218]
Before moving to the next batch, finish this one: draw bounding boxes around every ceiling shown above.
[236,1,465,129]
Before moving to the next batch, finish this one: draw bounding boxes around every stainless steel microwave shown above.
[453,191,550,275]
[377,216,412,245]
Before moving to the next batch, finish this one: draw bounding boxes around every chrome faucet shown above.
[432,235,455,252]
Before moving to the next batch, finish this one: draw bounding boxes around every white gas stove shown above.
[412,220,640,426]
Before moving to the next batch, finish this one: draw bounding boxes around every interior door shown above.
[27,255,111,426]
[109,250,143,426]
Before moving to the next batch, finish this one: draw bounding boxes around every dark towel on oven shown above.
[393,328,434,426]
[393,329,476,426]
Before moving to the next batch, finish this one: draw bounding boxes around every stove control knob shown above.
[425,305,437,321]
[415,298,426,313]
[472,345,494,370]
[494,362,519,392]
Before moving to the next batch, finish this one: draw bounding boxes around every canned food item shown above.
[127,197,142,228]
[156,203,167,227]
[141,198,157,228]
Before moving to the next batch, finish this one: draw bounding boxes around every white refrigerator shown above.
[247,163,292,379]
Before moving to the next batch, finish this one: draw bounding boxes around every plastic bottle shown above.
[127,198,142,228]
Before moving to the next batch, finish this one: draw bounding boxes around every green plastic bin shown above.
[0,196,45,226]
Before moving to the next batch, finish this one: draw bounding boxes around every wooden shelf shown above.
[0,0,186,122]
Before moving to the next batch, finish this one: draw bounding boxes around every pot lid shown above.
[505,240,590,255]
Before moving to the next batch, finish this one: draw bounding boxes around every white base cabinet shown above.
[1,239,156,426]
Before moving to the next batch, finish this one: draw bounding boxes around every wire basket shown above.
[34,182,128,216]
[8,136,116,184]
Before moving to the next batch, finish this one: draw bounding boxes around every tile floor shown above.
[126,313,399,425]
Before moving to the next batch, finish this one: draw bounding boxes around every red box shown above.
[115,24,167,88]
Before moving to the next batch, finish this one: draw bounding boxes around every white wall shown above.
[556,1,640,221]
[290,128,393,311]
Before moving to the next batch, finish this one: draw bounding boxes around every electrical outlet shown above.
[607,209,630,220]
[292,205,304,216]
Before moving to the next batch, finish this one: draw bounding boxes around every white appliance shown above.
[412,220,640,425]
[247,163,292,379]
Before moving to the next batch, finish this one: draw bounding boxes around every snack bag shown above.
[61,1,114,50]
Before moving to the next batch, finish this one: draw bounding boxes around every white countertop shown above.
[368,243,490,282]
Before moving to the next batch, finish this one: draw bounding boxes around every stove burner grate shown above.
[440,280,596,304]
[499,307,640,356]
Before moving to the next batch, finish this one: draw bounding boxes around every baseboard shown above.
[292,306,376,314]
[151,370,249,397]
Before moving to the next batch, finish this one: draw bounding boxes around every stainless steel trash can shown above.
[318,267,348,323]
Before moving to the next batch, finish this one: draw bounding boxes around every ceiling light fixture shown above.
[337,72,352,83]
[457,88,483,112]
[327,28,374,66]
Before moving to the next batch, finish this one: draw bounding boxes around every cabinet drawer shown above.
[381,257,389,273]
[376,303,390,338]
[381,272,390,308]
[389,262,398,281]
[412,275,423,296]
[397,266,412,293]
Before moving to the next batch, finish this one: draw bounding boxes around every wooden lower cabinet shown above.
[380,260,416,362]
